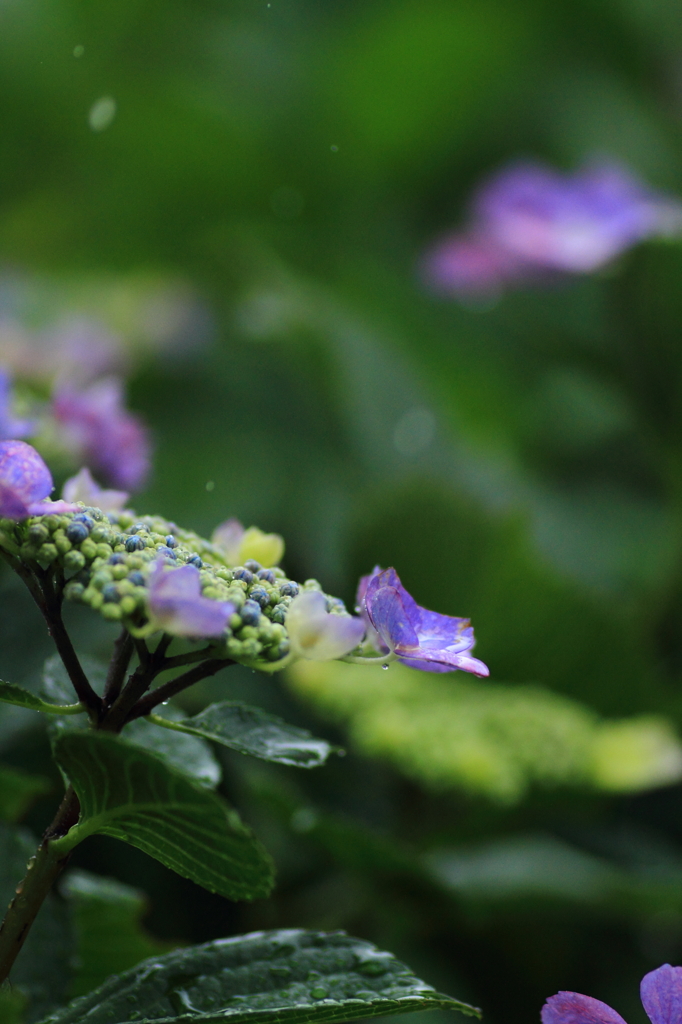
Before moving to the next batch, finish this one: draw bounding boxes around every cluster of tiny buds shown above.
[5,506,350,665]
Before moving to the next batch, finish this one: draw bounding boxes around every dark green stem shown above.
[102,628,135,709]
[126,658,232,721]
[0,787,80,986]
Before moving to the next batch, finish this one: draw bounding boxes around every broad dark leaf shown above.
[41,655,108,706]
[51,731,274,901]
[48,708,222,791]
[62,870,173,998]
[124,709,222,788]
[0,764,51,823]
[38,928,480,1024]
[154,702,336,768]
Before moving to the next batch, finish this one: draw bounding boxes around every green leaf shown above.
[0,823,72,1021]
[37,928,480,1024]
[51,730,274,901]
[42,654,107,706]
[0,987,27,1024]
[48,707,222,790]
[124,707,222,788]
[61,869,173,998]
[0,680,82,716]
[0,764,51,823]
[151,702,336,768]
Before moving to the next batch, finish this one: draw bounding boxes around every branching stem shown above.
[102,628,135,709]
[126,658,231,721]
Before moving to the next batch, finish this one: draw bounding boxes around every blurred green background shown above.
[4,0,682,1022]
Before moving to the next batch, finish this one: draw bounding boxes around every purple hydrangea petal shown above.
[397,652,490,675]
[641,965,682,1024]
[415,607,475,651]
[422,231,530,297]
[62,467,129,514]
[148,561,233,638]
[0,440,52,506]
[53,377,151,491]
[355,567,390,655]
[0,483,31,519]
[0,370,36,440]
[542,992,628,1024]
[364,566,489,676]
[26,499,80,516]
[475,162,682,273]
[365,581,420,651]
[422,160,682,298]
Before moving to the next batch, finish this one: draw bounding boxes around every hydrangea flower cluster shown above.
[0,442,489,677]
[423,160,682,299]
[0,338,150,493]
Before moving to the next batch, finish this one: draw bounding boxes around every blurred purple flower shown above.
[542,964,682,1024]
[0,370,35,440]
[363,567,489,675]
[148,560,234,638]
[0,440,78,519]
[423,161,682,298]
[62,467,129,514]
[53,377,151,491]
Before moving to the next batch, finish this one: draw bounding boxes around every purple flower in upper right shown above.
[542,964,682,1024]
[362,567,489,676]
[423,160,682,299]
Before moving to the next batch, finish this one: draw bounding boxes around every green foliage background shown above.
[3,0,682,1021]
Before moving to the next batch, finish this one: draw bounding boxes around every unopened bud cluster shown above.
[6,506,350,664]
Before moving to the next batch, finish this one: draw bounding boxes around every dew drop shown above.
[310,987,328,999]
[382,663,389,670]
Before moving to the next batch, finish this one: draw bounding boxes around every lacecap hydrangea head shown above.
[5,501,363,669]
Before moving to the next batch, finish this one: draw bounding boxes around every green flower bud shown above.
[240,638,262,659]
[53,531,72,555]
[38,543,58,563]
[80,538,97,561]
[28,524,49,545]
[120,595,138,616]
[101,602,123,621]
[64,550,86,572]
[64,581,85,601]
[91,571,112,590]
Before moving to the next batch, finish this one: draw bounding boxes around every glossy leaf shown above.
[51,731,274,901]
[38,927,480,1024]
[124,708,222,788]
[0,680,82,716]
[62,869,173,998]
[48,707,222,791]
[0,763,51,823]
[151,701,336,768]
[41,655,107,706]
